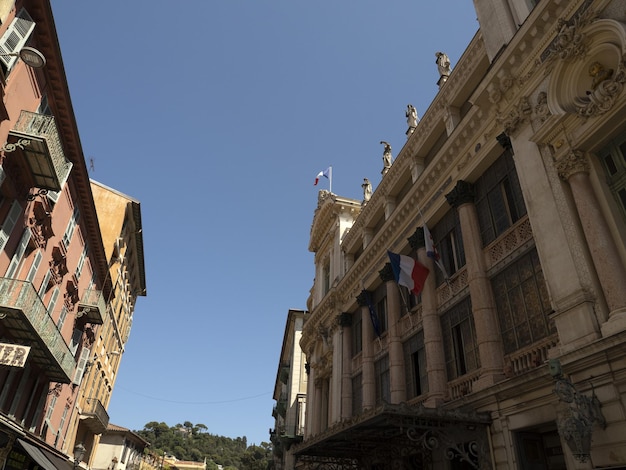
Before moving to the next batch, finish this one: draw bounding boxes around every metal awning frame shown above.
[293,403,493,469]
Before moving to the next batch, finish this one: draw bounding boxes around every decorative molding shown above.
[574,58,626,117]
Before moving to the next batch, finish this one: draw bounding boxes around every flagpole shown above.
[396,283,414,329]
[329,166,333,194]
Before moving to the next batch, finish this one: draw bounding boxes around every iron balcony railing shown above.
[83,397,110,434]
[6,111,73,191]
[77,288,106,324]
[0,277,75,382]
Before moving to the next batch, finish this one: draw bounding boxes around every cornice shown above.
[342,33,489,253]
[28,0,111,295]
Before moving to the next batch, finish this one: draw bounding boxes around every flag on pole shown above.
[423,224,448,279]
[387,250,430,296]
[314,166,331,186]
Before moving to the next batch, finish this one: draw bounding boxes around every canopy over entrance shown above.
[293,403,492,469]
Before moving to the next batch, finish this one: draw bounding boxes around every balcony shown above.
[77,288,106,325]
[0,278,75,382]
[81,398,109,434]
[4,111,73,191]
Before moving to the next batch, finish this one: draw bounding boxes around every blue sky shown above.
[51,1,478,446]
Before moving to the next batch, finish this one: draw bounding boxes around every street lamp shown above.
[73,443,86,469]
[0,46,46,68]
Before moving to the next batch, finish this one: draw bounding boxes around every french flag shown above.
[314,166,331,186]
[423,224,448,279]
[387,251,430,295]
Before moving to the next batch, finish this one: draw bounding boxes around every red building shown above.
[0,1,111,468]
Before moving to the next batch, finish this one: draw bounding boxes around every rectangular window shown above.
[352,310,362,356]
[351,373,362,416]
[403,331,428,399]
[5,228,31,278]
[432,209,465,285]
[322,261,330,296]
[38,269,52,296]
[491,248,555,354]
[69,328,82,355]
[441,297,480,380]
[0,200,22,253]
[62,206,79,248]
[47,287,60,317]
[600,133,626,221]
[475,151,527,246]
[72,346,90,386]
[373,284,387,335]
[75,244,88,280]
[374,355,390,405]
[57,306,68,331]
[26,250,42,284]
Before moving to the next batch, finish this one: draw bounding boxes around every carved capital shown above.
[356,290,372,307]
[379,263,395,283]
[446,180,475,208]
[338,312,352,327]
[555,150,590,180]
[408,226,426,250]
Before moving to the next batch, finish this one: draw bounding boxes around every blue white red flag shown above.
[387,250,430,296]
[423,224,448,279]
[314,167,331,186]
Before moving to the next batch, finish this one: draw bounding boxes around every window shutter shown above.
[38,269,52,296]
[72,346,90,386]
[5,228,32,278]
[26,250,42,283]
[0,8,35,71]
[47,287,60,316]
[0,200,22,252]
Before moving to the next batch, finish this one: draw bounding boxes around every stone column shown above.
[320,379,329,431]
[379,263,406,404]
[357,290,376,410]
[307,362,321,435]
[555,150,626,336]
[339,313,353,419]
[408,227,447,405]
[446,180,505,389]
[509,126,601,350]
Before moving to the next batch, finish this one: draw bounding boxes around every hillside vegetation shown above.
[135,421,272,470]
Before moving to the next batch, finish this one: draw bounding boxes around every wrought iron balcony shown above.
[0,278,75,382]
[4,111,73,191]
[77,288,105,325]
[81,397,110,435]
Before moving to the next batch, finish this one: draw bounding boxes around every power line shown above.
[116,386,271,405]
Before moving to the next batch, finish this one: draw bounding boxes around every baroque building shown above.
[293,0,626,468]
